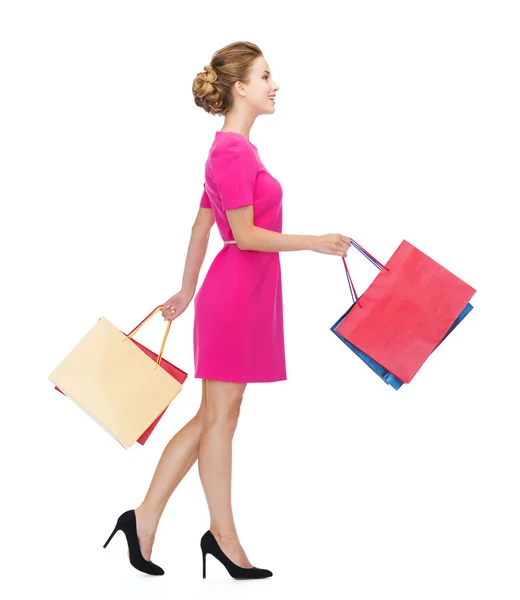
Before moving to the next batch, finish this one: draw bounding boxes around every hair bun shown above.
[193,64,223,115]
[203,64,217,83]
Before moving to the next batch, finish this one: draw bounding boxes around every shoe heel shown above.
[103,524,119,548]
[200,529,273,580]
[202,549,207,579]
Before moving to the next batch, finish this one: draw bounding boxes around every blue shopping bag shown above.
[330,240,474,390]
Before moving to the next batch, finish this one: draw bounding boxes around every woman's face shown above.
[240,56,280,115]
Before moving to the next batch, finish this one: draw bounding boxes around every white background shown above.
[1,1,519,598]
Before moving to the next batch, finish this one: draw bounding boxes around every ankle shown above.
[135,504,161,529]
[210,528,239,544]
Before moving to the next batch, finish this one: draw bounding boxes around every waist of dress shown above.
[223,240,237,245]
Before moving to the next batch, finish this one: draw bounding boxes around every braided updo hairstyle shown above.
[193,41,263,116]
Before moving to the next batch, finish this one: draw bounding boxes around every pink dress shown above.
[193,130,287,383]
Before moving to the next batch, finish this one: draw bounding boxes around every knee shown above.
[199,380,246,432]
[203,401,242,431]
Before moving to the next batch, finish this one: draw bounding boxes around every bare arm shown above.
[227,205,314,252]
[228,205,350,256]
[239,225,314,252]
[179,207,215,295]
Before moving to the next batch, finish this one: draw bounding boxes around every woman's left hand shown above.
[161,289,194,322]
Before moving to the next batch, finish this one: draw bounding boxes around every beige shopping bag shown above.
[48,305,183,449]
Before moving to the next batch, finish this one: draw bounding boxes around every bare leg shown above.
[134,379,208,560]
[198,379,253,568]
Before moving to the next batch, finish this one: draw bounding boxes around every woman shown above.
[103,41,351,579]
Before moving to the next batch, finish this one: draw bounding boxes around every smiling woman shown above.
[104,39,350,583]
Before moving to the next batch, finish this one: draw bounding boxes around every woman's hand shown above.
[161,289,194,322]
[311,234,351,257]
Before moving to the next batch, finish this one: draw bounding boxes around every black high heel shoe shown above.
[103,509,165,576]
[200,530,273,580]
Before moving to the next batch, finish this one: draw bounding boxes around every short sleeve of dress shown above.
[199,183,211,208]
[210,138,258,210]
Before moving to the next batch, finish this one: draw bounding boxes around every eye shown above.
[263,75,269,80]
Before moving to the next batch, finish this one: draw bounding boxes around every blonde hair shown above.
[193,41,263,115]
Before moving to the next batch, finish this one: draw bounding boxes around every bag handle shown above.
[121,305,171,370]
[341,239,390,308]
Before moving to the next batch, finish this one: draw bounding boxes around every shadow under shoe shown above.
[103,509,165,576]
[200,530,273,580]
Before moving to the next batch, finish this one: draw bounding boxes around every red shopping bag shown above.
[54,306,188,445]
[335,239,476,383]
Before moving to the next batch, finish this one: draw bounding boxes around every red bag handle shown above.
[342,239,390,308]
[122,305,171,370]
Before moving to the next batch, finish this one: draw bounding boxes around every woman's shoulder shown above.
[210,132,256,158]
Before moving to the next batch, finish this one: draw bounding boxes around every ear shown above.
[234,80,247,97]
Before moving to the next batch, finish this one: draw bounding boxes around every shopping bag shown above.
[331,239,476,384]
[331,300,474,389]
[49,305,187,448]
[53,321,188,445]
